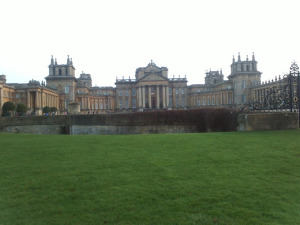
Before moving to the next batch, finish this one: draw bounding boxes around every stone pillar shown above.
[35,91,39,108]
[162,86,166,107]
[142,86,145,108]
[138,86,142,108]
[166,86,169,108]
[156,86,160,108]
[27,91,30,108]
[148,86,151,108]
[220,93,223,105]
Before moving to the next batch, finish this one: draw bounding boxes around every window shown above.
[59,69,62,75]
[132,88,136,96]
[242,80,245,88]
[132,98,136,108]
[242,94,246,103]
[125,98,129,108]
[182,97,185,107]
[176,97,179,107]
[100,102,104,110]
[65,100,68,109]
[169,87,172,95]
[65,85,69,94]
[203,97,206,106]
[119,98,123,109]
[197,88,200,93]
[176,88,179,95]
[181,88,185,94]
[119,90,122,96]
[169,96,173,107]
[125,90,129,96]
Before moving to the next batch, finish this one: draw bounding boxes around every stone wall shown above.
[0,116,68,134]
[0,111,298,134]
[237,112,299,131]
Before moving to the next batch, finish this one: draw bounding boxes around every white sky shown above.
[1,0,300,87]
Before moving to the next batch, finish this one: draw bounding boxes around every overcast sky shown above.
[1,0,300,87]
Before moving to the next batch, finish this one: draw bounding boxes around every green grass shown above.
[0,130,300,225]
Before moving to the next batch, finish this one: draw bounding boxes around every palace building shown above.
[0,53,283,115]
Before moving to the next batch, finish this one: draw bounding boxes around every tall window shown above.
[169,96,172,107]
[125,90,129,96]
[65,85,69,94]
[181,88,185,94]
[59,69,62,75]
[132,98,136,108]
[242,80,245,88]
[119,98,123,109]
[176,88,179,95]
[169,87,172,95]
[182,97,185,107]
[125,98,129,108]
[132,88,136,96]
[119,90,122,96]
[242,94,246,103]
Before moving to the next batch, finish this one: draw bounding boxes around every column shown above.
[138,86,142,108]
[148,86,151,108]
[142,86,146,108]
[35,91,39,108]
[166,86,169,108]
[162,86,166,107]
[220,93,223,105]
[156,86,160,108]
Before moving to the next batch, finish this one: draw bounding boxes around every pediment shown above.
[144,64,161,73]
[139,73,168,81]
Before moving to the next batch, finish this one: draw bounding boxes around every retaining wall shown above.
[237,112,298,131]
[0,111,298,134]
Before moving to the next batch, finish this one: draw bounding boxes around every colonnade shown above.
[79,97,112,110]
[137,85,169,108]
[26,90,59,109]
[193,92,232,106]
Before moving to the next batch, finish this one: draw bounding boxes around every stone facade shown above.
[1,53,287,114]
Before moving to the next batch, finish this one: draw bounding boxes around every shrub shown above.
[2,101,16,116]
[50,107,57,113]
[16,103,28,115]
[42,106,51,114]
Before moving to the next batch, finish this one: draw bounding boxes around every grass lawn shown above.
[0,130,300,225]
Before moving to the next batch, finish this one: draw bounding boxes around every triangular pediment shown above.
[139,73,168,81]
[144,64,161,73]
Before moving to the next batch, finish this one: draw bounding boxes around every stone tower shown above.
[205,70,224,86]
[228,53,261,106]
[45,55,78,110]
